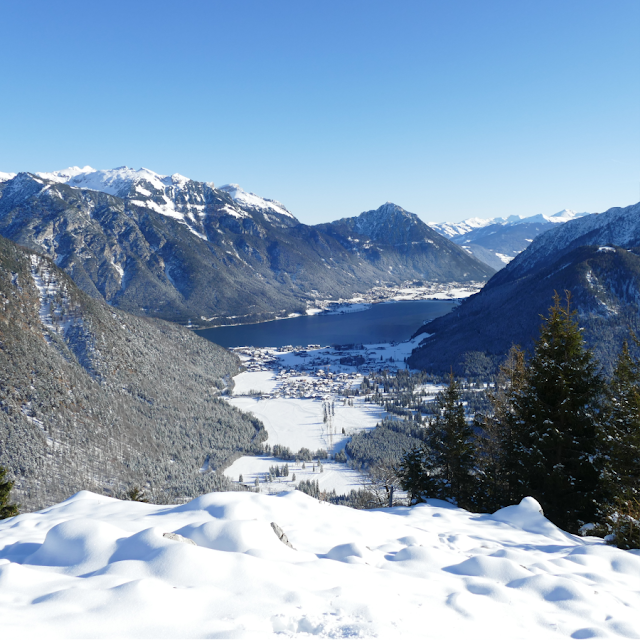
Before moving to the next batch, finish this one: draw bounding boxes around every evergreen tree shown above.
[475,345,528,511]
[125,485,149,503]
[603,339,640,500]
[399,373,476,509]
[0,466,19,519]
[511,292,605,533]
[595,338,640,548]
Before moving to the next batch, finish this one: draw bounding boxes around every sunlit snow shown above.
[1,491,638,638]
[219,183,295,218]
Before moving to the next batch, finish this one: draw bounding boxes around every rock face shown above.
[409,202,640,374]
[0,168,493,326]
[0,236,266,511]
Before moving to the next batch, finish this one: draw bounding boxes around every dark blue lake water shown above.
[196,299,455,348]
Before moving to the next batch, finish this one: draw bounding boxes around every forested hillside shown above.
[0,237,266,510]
[410,240,640,374]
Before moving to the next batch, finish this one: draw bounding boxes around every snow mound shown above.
[1,490,639,638]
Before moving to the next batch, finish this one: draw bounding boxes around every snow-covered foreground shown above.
[1,491,639,639]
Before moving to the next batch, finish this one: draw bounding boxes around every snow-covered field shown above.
[225,456,368,495]
[226,389,384,493]
[1,490,638,639]
[228,395,384,450]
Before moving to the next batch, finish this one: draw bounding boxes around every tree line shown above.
[399,292,640,548]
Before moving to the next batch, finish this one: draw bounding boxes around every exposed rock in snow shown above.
[163,532,197,546]
[270,521,295,549]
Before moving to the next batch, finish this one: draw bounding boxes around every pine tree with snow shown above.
[0,466,18,519]
[399,373,476,509]
[511,292,605,533]
[595,338,640,547]
[603,339,640,500]
[475,345,529,511]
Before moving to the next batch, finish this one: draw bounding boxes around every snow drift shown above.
[0,491,639,638]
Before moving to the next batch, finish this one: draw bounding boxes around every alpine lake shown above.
[196,299,456,348]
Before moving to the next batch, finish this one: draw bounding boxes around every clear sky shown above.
[1,0,638,224]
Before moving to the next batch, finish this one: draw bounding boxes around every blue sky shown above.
[1,0,638,224]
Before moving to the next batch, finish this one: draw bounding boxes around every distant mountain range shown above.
[0,167,493,326]
[429,210,590,271]
[410,201,640,374]
[0,235,267,510]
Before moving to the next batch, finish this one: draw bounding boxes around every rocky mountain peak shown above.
[352,203,426,243]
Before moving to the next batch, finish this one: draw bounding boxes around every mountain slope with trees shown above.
[409,202,640,374]
[0,236,266,511]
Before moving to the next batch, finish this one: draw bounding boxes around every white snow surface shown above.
[1,491,639,639]
[0,171,17,183]
[219,183,295,219]
[228,395,384,454]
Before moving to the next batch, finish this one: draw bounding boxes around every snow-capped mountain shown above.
[31,166,298,240]
[430,210,588,239]
[429,210,590,270]
[410,201,640,374]
[0,168,492,326]
[492,202,640,284]
[429,216,496,238]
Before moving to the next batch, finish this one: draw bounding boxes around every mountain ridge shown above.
[0,168,493,327]
[429,209,591,271]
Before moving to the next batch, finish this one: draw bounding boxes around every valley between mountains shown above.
[1,166,640,639]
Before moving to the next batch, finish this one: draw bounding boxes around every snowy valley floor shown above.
[1,490,639,639]
[223,338,439,494]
